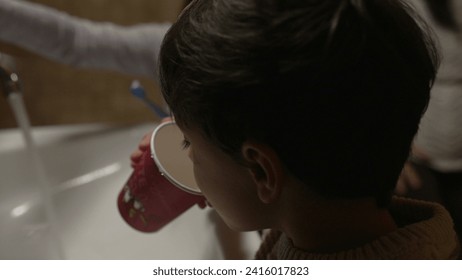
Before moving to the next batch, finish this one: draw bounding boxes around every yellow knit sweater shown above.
[256,197,460,259]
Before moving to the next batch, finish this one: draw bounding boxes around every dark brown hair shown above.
[159,0,438,207]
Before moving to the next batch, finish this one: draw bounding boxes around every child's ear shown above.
[241,141,284,204]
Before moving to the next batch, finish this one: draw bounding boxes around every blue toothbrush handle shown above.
[145,99,169,119]
[130,81,169,119]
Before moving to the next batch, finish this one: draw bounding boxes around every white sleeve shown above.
[0,0,171,78]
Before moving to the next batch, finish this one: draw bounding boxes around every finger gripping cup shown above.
[118,122,205,233]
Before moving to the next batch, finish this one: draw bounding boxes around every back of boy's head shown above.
[159,0,438,207]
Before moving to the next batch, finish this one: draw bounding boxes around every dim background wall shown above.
[0,0,185,128]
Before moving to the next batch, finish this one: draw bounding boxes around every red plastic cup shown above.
[118,121,205,232]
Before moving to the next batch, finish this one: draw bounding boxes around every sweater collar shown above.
[275,197,459,259]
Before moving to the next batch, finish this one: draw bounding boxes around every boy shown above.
[155,0,459,259]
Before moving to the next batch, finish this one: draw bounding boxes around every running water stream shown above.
[2,54,64,259]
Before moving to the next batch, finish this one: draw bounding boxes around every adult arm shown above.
[0,0,170,78]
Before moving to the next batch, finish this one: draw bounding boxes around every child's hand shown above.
[395,145,428,195]
[395,161,422,195]
[130,132,151,168]
[130,117,173,168]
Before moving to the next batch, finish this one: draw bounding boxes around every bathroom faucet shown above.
[0,53,21,97]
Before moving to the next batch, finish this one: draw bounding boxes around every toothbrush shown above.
[130,80,169,119]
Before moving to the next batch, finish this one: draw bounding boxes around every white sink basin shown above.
[0,123,260,259]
